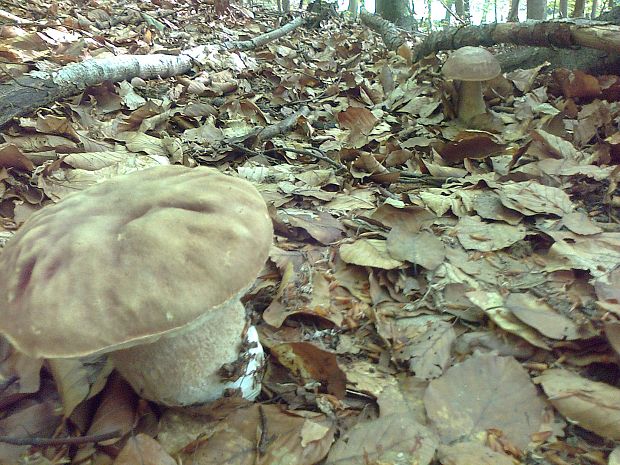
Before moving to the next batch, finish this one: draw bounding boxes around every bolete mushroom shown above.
[0,165,273,406]
[442,46,501,122]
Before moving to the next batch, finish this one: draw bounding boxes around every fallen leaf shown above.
[424,353,545,449]
[536,368,620,440]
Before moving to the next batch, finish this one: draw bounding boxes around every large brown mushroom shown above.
[0,165,273,406]
[442,46,501,122]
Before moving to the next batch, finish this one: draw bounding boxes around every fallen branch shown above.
[414,17,620,61]
[360,8,405,50]
[0,429,122,446]
[0,16,309,128]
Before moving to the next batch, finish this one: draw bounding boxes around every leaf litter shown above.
[0,0,619,464]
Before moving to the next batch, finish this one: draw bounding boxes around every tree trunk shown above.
[559,0,568,17]
[507,0,520,21]
[348,0,359,16]
[572,0,585,17]
[591,0,599,17]
[527,0,546,19]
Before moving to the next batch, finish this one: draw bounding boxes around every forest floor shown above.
[0,0,619,464]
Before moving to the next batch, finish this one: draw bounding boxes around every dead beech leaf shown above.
[560,211,603,235]
[393,320,455,379]
[387,228,445,270]
[87,374,138,444]
[437,441,514,465]
[48,357,113,417]
[536,368,620,440]
[439,131,506,164]
[546,231,620,279]
[496,181,574,217]
[0,342,42,397]
[530,129,583,161]
[336,107,377,134]
[339,239,403,269]
[177,404,334,465]
[325,414,438,465]
[604,321,620,356]
[376,377,428,424]
[0,143,35,171]
[114,434,176,465]
[455,216,526,252]
[505,292,580,340]
[269,342,346,399]
[467,290,551,350]
[263,257,343,328]
[424,353,545,449]
[0,401,60,464]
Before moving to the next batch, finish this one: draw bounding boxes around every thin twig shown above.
[0,429,123,446]
[264,147,345,170]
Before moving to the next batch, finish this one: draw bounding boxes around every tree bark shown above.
[526,0,546,19]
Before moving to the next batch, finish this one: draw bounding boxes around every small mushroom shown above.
[0,165,273,406]
[442,46,501,122]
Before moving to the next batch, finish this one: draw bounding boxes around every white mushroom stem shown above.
[456,80,487,122]
[111,300,264,406]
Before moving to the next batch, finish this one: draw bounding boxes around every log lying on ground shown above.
[0,17,307,128]
[415,7,620,73]
[360,8,405,50]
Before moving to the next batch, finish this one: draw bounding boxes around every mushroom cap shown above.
[442,46,501,82]
[0,165,273,359]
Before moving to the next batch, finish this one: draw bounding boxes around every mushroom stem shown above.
[456,80,487,122]
[111,299,263,406]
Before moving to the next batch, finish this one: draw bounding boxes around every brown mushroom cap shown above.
[442,46,501,82]
[0,165,272,359]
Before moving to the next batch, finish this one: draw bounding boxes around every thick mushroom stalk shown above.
[0,165,273,406]
[112,299,264,406]
[456,80,486,122]
[442,46,501,123]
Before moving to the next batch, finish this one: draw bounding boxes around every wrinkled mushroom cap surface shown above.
[442,46,501,81]
[0,165,272,359]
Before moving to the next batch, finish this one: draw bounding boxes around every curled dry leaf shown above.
[424,353,545,449]
[536,368,620,440]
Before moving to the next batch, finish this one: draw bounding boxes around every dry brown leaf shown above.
[0,401,60,464]
[546,231,620,279]
[48,357,113,417]
[437,441,515,465]
[387,228,445,270]
[86,374,138,443]
[424,353,546,449]
[114,434,176,465]
[393,320,455,379]
[496,181,574,217]
[325,414,437,465]
[455,216,527,251]
[604,321,620,356]
[177,404,334,465]
[269,342,346,398]
[505,292,580,340]
[536,368,620,440]
[376,376,428,423]
[339,239,403,269]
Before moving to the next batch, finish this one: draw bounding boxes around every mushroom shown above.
[442,46,501,122]
[0,165,273,406]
